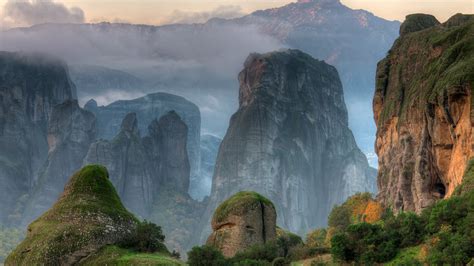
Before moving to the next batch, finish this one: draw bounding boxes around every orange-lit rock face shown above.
[373,14,474,213]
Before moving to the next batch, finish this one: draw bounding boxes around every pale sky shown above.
[0,0,473,26]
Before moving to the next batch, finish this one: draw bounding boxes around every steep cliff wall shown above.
[204,50,376,238]
[21,100,96,225]
[0,52,75,224]
[84,93,202,200]
[374,14,474,212]
[83,113,154,217]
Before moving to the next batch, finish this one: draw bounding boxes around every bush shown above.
[328,205,351,230]
[271,257,290,266]
[330,233,353,262]
[427,232,473,265]
[306,228,327,248]
[233,259,269,266]
[276,230,302,257]
[120,220,166,253]
[187,245,227,266]
[232,242,280,263]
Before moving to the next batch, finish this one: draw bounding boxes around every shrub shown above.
[232,242,280,263]
[306,228,327,248]
[271,257,290,266]
[233,259,269,266]
[427,232,473,265]
[330,233,353,262]
[328,205,351,230]
[276,230,302,257]
[187,245,227,266]
[120,220,166,253]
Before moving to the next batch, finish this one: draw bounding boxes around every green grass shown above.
[385,246,423,266]
[81,245,184,266]
[213,191,274,223]
[454,159,474,196]
[5,165,138,265]
[376,17,474,127]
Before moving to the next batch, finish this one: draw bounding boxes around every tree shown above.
[187,245,227,266]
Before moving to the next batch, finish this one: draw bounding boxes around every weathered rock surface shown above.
[196,134,222,200]
[21,100,96,225]
[0,52,75,224]
[5,165,138,265]
[143,111,190,193]
[373,14,474,212]
[84,92,202,199]
[84,110,192,219]
[204,50,376,238]
[83,113,154,217]
[206,191,276,257]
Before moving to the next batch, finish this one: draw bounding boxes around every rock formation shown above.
[21,100,96,225]
[5,165,138,265]
[206,191,277,257]
[197,135,222,200]
[84,92,202,199]
[144,111,190,193]
[84,110,192,218]
[0,52,75,224]
[204,50,376,239]
[373,14,474,212]
[83,113,154,217]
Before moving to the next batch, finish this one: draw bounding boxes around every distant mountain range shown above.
[0,0,400,166]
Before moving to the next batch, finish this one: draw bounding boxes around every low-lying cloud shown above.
[1,0,84,29]
[163,5,245,25]
[0,21,284,136]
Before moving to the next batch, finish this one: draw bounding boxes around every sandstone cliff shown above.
[374,14,474,212]
[0,52,75,224]
[84,93,202,199]
[206,191,277,257]
[205,50,376,238]
[21,100,96,225]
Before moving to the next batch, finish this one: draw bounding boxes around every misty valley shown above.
[0,0,473,265]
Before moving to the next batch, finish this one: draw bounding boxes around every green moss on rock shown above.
[375,14,474,127]
[5,165,138,265]
[454,159,474,196]
[213,191,274,223]
[399,14,440,36]
[81,245,184,266]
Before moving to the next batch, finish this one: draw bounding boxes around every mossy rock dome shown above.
[400,14,440,36]
[213,191,274,223]
[6,165,138,265]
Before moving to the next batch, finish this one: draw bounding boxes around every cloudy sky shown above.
[0,0,472,29]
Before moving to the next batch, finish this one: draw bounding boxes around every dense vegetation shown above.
[187,163,474,266]
[0,227,23,262]
[5,165,180,265]
[330,163,474,265]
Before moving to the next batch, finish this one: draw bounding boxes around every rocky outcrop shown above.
[84,92,202,200]
[206,191,277,257]
[0,52,75,224]
[84,110,192,218]
[373,14,474,212]
[83,113,154,217]
[204,50,376,238]
[21,100,96,225]
[196,135,222,200]
[5,165,138,265]
[144,111,190,193]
